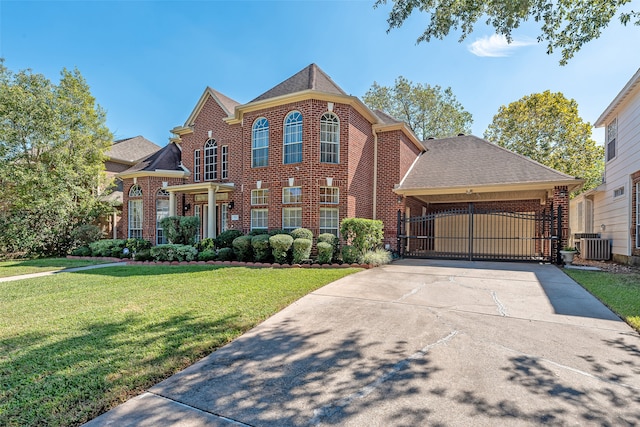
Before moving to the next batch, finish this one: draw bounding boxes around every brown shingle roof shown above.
[373,109,402,125]
[250,64,346,103]
[398,135,579,190]
[209,88,241,115]
[106,136,161,163]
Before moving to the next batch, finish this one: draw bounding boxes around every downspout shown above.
[373,131,378,219]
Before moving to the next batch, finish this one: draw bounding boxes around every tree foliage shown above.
[484,90,604,194]
[363,76,473,139]
[375,0,640,65]
[0,60,113,256]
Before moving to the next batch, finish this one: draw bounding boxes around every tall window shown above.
[607,118,617,161]
[284,111,303,164]
[128,184,143,239]
[194,149,201,182]
[221,203,228,233]
[194,205,201,243]
[283,186,302,204]
[204,139,218,180]
[319,186,339,204]
[282,208,302,231]
[221,145,229,179]
[251,209,268,230]
[252,118,269,167]
[319,208,339,236]
[320,112,339,163]
[156,189,170,245]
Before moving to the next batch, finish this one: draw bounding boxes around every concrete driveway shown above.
[85,260,640,426]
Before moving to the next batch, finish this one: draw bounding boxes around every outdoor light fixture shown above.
[228,201,235,210]
[601,224,606,231]
[183,203,191,212]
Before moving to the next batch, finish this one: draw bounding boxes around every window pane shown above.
[282,207,302,231]
[319,187,339,204]
[221,145,229,179]
[284,112,303,164]
[194,150,201,182]
[252,118,269,167]
[319,208,339,236]
[251,189,268,205]
[204,139,218,180]
[320,113,339,164]
[283,187,302,204]
[156,199,170,244]
[128,199,143,238]
[251,208,268,229]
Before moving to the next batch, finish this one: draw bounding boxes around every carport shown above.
[395,135,583,262]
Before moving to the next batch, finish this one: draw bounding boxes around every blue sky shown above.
[1,0,639,146]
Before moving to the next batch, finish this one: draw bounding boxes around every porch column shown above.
[112,212,117,239]
[208,187,217,238]
[169,191,177,216]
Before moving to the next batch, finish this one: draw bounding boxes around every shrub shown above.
[197,250,217,262]
[232,235,253,262]
[268,229,288,236]
[251,234,272,263]
[134,249,153,262]
[195,237,216,252]
[362,248,392,265]
[216,247,234,261]
[70,246,91,257]
[150,244,198,262]
[160,216,199,245]
[125,238,151,253]
[341,245,362,264]
[290,227,313,241]
[215,229,243,249]
[70,224,103,248]
[89,239,126,257]
[340,218,384,256]
[318,233,339,261]
[316,241,333,264]
[249,229,269,236]
[269,234,294,264]
[292,238,312,264]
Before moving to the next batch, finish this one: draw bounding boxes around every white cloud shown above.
[468,34,536,57]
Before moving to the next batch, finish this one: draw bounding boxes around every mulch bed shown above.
[569,256,640,274]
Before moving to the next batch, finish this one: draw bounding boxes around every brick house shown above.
[118,64,581,259]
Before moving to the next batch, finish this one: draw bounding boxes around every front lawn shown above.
[0,265,360,427]
[0,258,111,278]
[564,269,640,331]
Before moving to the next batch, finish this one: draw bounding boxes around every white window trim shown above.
[221,145,229,179]
[204,139,218,181]
[194,149,201,182]
[252,117,269,168]
[319,186,339,204]
[283,111,303,164]
[320,112,339,164]
[319,207,339,236]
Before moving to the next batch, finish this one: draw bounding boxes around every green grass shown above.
[0,258,111,278]
[0,265,360,427]
[564,269,640,331]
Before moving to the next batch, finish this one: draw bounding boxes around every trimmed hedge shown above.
[316,241,333,264]
[251,234,271,263]
[290,227,313,241]
[341,245,362,264]
[150,244,198,262]
[89,239,126,257]
[292,238,312,264]
[215,230,243,249]
[269,234,293,264]
[232,235,253,262]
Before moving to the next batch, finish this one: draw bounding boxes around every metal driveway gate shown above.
[397,203,562,263]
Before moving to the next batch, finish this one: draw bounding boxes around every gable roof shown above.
[396,135,582,194]
[117,142,187,179]
[173,87,241,136]
[595,68,640,127]
[250,64,347,103]
[106,136,160,164]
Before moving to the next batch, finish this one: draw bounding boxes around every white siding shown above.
[594,81,640,257]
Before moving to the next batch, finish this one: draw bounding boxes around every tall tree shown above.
[0,60,113,256]
[484,90,604,193]
[375,0,640,65]
[363,76,473,139]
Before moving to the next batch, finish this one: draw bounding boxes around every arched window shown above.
[320,112,339,164]
[284,111,302,164]
[204,139,218,180]
[128,184,143,239]
[156,189,170,244]
[252,118,269,167]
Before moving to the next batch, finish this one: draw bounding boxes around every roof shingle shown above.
[250,64,346,103]
[106,136,161,163]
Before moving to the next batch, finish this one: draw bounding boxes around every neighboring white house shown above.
[571,68,640,265]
